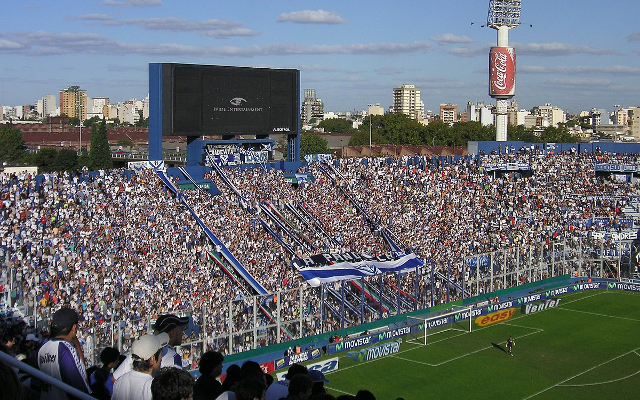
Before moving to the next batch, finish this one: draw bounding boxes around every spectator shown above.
[151,367,195,400]
[111,333,167,400]
[89,346,120,400]
[284,374,313,400]
[0,358,25,400]
[193,351,225,400]
[310,395,336,400]
[1,332,16,356]
[37,307,91,399]
[234,377,266,400]
[154,314,190,369]
[264,363,307,400]
[355,390,375,400]
[308,370,329,396]
[216,360,265,400]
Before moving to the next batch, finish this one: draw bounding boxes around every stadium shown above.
[2,62,640,399]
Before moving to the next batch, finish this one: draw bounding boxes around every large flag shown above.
[298,252,423,287]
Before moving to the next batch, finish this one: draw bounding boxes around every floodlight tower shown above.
[487,0,521,141]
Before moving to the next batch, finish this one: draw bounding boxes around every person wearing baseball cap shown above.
[112,314,189,383]
[111,333,168,400]
[308,369,330,396]
[37,307,91,399]
[154,314,189,369]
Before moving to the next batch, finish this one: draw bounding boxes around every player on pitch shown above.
[507,336,515,356]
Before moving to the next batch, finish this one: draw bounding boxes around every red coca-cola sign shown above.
[489,46,515,98]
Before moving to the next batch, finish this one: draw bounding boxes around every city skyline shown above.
[1,0,638,116]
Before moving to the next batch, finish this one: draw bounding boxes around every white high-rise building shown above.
[36,95,57,117]
[392,84,423,120]
[479,106,494,126]
[301,89,324,123]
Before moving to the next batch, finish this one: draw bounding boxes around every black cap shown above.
[51,308,82,329]
[153,314,189,333]
[285,363,308,380]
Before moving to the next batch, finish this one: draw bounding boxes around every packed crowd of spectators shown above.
[1,150,638,365]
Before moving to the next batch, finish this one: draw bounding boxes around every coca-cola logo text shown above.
[493,52,508,90]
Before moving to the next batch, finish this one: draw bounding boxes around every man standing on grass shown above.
[507,336,515,356]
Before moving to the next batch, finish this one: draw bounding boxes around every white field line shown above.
[522,347,640,399]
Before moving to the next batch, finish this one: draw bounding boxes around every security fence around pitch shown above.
[7,234,633,366]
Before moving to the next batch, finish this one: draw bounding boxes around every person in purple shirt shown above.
[38,307,91,400]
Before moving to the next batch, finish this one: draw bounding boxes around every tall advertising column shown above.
[489,46,516,141]
[486,0,521,142]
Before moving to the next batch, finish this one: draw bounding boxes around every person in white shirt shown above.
[111,333,168,400]
[111,313,188,382]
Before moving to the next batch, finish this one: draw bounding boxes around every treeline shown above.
[315,113,581,147]
[0,118,113,172]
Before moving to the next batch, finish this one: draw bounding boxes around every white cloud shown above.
[0,31,432,58]
[277,10,346,24]
[544,77,613,87]
[0,39,25,51]
[445,42,620,58]
[444,45,489,57]
[516,42,620,56]
[519,65,640,75]
[102,0,162,7]
[103,17,242,32]
[68,14,115,21]
[201,28,260,39]
[430,34,473,45]
[628,32,640,41]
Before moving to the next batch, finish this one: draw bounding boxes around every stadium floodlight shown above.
[487,0,522,29]
[486,0,522,142]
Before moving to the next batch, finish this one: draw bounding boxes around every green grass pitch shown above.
[320,290,640,400]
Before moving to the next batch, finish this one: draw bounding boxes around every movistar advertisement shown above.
[163,63,299,136]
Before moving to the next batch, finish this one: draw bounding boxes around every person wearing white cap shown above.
[111,333,168,400]
[111,314,186,383]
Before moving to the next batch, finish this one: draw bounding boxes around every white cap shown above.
[131,333,169,360]
[25,334,38,342]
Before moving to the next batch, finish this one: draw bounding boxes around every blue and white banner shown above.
[296,252,423,287]
[304,154,333,163]
[295,174,309,184]
[128,160,165,171]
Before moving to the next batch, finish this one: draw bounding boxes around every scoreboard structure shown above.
[149,63,301,166]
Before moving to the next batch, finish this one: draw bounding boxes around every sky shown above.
[1,0,639,116]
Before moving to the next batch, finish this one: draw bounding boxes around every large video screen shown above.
[160,63,299,136]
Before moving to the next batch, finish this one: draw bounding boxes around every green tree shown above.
[0,125,26,162]
[375,113,422,145]
[78,150,91,170]
[300,133,330,160]
[318,118,355,134]
[422,120,451,146]
[508,124,538,142]
[51,149,79,172]
[32,148,58,171]
[117,138,134,147]
[89,119,113,170]
[135,111,149,127]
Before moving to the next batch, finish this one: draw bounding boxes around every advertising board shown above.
[159,63,299,137]
[489,47,516,98]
